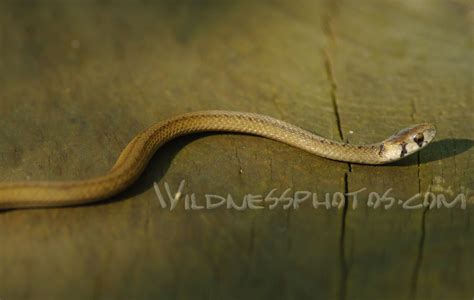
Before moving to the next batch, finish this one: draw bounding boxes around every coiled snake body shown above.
[0,111,435,209]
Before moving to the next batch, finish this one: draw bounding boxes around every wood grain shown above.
[0,0,472,299]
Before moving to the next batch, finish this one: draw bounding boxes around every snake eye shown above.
[413,133,424,147]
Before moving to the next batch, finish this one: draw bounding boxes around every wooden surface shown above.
[0,1,472,299]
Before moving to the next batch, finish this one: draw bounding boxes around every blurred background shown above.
[0,1,472,299]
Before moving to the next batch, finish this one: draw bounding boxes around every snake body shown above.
[0,110,435,209]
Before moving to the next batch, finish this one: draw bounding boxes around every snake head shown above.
[381,123,436,161]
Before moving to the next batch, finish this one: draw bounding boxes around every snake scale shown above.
[0,110,436,209]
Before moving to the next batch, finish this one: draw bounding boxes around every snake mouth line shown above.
[0,111,435,209]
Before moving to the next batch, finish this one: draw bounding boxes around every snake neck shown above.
[131,111,388,165]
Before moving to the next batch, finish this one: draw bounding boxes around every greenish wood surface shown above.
[0,1,472,299]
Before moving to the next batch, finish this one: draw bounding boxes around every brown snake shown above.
[0,110,435,209]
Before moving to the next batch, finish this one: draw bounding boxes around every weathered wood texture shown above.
[0,1,472,299]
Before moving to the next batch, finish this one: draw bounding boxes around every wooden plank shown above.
[0,1,472,299]
[328,0,473,299]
